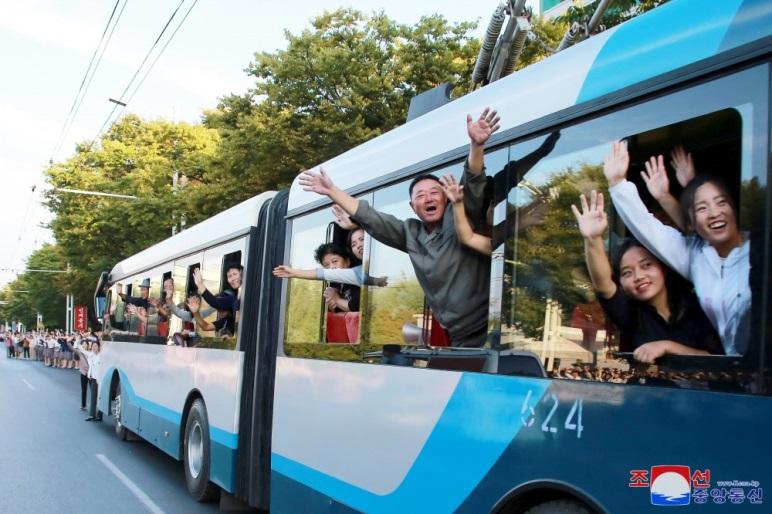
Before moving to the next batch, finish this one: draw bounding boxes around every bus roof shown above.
[109,191,276,281]
[287,0,771,215]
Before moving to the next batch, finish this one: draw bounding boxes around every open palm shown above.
[571,191,607,239]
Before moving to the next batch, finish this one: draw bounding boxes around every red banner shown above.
[74,305,88,332]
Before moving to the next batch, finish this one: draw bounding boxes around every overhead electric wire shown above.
[124,0,199,107]
[50,0,126,162]
[90,0,193,147]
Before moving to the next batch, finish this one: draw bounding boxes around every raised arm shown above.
[604,141,691,278]
[300,168,409,251]
[167,301,193,322]
[640,154,686,231]
[187,296,215,331]
[466,108,501,175]
[440,174,491,255]
[273,265,318,280]
[298,167,359,216]
[571,191,616,299]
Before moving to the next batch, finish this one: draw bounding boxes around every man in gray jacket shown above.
[298,109,499,347]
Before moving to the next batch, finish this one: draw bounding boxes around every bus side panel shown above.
[98,342,244,492]
[269,357,550,514]
[193,348,244,492]
[269,358,772,513]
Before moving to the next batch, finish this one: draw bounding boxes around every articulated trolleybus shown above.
[94,1,771,512]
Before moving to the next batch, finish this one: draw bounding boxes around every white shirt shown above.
[610,180,751,356]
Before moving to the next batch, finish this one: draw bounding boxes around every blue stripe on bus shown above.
[104,367,239,449]
[272,373,550,514]
[577,0,745,104]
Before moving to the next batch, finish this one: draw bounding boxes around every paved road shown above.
[0,355,221,514]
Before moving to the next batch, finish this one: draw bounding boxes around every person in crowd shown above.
[44,333,55,366]
[14,331,23,358]
[22,334,30,359]
[66,335,91,411]
[297,109,500,347]
[572,190,723,363]
[192,264,241,337]
[80,338,103,422]
[604,141,750,356]
[5,331,14,358]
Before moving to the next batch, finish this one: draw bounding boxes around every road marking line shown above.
[21,378,35,391]
[96,454,166,514]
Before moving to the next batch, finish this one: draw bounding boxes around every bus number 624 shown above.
[520,390,584,439]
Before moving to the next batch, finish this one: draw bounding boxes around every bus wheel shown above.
[183,399,219,502]
[112,381,128,441]
[523,500,592,514]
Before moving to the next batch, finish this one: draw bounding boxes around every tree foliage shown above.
[35,4,667,333]
[44,116,219,310]
[559,0,670,29]
[0,244,67,328]
[197,9,480,212]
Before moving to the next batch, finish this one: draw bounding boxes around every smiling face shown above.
[226,268,242,290]
[691,181,741,256]
[321,253,350,270]
[619,245,667,305]
[410,178,447,228]
[349,229,365,260]
[163,278,174,296]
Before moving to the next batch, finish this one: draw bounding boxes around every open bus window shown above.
[188,240,246,350]
[170,259,201,346]
[282,195,385,360]
[363,180,423,345]
[496,64,767,393]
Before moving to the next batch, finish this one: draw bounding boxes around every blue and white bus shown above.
[95,0,771,512]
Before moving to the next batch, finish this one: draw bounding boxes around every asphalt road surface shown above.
[0,354,222,514]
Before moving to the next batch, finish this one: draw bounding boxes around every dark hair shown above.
[225,263,243,273]
[408,174,442,199]
[314,242,350,265]
[613,238,687,323]
[679,175,737,234]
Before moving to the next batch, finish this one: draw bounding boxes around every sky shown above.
[0,0,539,287]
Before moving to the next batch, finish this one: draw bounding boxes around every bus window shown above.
[195,239,246,350]
[497,64,767,391]
[144,273,163,337]
[284,209,335,345]
[171,255,202,346]
[110,283,126,331]
[363,180,424,346]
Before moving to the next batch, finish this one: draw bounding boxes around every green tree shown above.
[45,116,219,310]
[198,9,480,211]
[0,244,67,328]
[559,0,670,29]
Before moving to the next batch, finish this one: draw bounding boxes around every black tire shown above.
[523,500,592,514]
[183,399,219,502]
[112,380,129,441]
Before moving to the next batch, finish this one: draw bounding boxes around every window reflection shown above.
[498,65,767,392]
